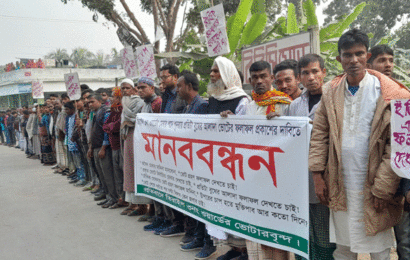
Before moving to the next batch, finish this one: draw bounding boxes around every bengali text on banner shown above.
[391,99,410,179]
[134,114,310,258]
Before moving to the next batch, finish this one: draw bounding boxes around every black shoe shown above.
[180,238,204,252]
[195,243,217,259]
[102,199,116,208]
[231,252,248,260]
[153,220,172,235]
[68,179,78,184]
[94,193,106,201]
[97,199,108,206]
[144,217,164,231]
[160,224,185,237]
[180,234,195,245]
[216,249,241,260]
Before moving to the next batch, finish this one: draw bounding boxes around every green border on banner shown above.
[137,184,308,254]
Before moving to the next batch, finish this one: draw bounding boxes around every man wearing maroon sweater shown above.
[103,87,128,209]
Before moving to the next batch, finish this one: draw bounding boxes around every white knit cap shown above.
[120,78,135,87]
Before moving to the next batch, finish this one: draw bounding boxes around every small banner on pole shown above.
[200,4,230,57]
[391,99,410,178]
[32,80,44,99]
[121,46,138,79]
[135,45,157,79]
[64,72,81,101]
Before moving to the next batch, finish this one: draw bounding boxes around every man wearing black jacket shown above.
[160,64,187,114]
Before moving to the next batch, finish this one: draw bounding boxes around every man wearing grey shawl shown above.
[27,105,41,159]
[119,78,153,216]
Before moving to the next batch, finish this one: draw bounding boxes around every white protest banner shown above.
[121,46,138,78]
[135,45,157,79]
[200,4,230,57]
[64,72,81,100]
[31,80,44,99]
[134,114,310,258]
[241,32,311,83]
[391,99,410,178]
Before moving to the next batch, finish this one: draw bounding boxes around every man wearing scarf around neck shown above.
[221,60,291,260]
[120,78,152,216]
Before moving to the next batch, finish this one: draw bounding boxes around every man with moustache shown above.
[288,54,337,260]
[367,44,410,260]
[367,45,394,78]
[221,60,291,260]
[309,29,410,259]
[207,56,251,260]
[160,64,187,114]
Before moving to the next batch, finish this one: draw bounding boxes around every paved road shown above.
[0,145,205,260]
[0,145,399,260]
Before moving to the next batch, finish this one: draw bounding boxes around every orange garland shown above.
[252,89,291,115]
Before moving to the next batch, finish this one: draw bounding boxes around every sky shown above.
[0,0,158,66]
[0,0,327,66]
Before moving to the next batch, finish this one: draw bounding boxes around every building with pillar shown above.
[0,68,125,109]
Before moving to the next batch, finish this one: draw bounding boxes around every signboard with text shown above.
[134,114,310,258]
[391,99,410,179]
[135,45,157,79]
[200,4,230,57]
[32,81,44,99]
[241,32,311,83]
[121,46,138,79]
[64,72,81,100]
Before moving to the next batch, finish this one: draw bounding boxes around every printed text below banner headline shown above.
[134,114,310,258]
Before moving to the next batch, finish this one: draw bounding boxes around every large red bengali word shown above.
[141,132,284,187]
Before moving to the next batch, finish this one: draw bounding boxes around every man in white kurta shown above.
[221,60,292,260]
[308,29,409,260]
[330,71,394,257]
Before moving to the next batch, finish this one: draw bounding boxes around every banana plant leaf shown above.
[286,3,299,34]
[320,2,367,42]
[227,0,254,55]
[302,0,318,29]
[240,13,268,46]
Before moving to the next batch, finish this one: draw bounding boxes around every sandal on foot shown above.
[127,209,145,216]
[120,208,134,215]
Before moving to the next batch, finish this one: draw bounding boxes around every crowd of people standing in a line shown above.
[1,29,410,260]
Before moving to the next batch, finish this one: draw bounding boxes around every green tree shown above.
[109,48,122,65]
[44,48,70,62]
[91,50,111,66]
[394,21,410,49]
[322,0,410,45]
[70,47,95,67]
